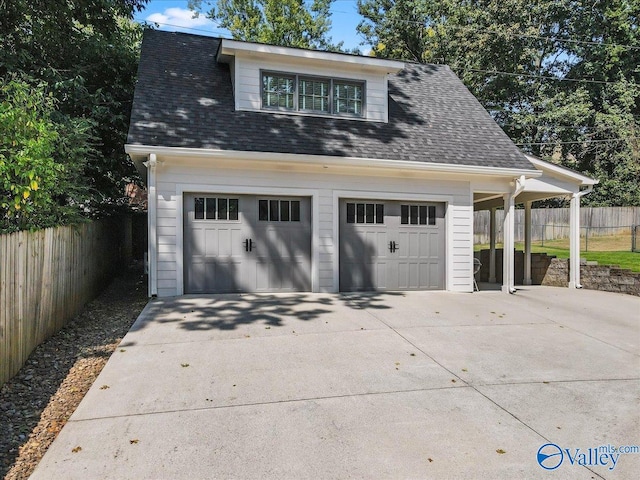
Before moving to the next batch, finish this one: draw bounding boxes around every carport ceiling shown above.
[473,192,570,211]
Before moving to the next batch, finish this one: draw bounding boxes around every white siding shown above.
[152,158,474,296]
[233,55,389,123]
[449,204,474,291]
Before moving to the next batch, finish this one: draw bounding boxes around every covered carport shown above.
[474,154,599,293]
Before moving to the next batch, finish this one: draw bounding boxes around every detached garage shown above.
[339,200,445,291]
[126,31,594,297]
[184,194,311,293]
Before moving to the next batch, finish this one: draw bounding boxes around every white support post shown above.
[502,176,525,294]
[568,186,593,288]
[524,201,532,285]
[569,193,580,288]
[144,154,158,297]
[502,193,515,293]
[489,207,496,283]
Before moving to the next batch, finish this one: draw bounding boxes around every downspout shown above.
[489,207,497,283]
[143,154,158,297]
[575,185,593,201]
[523,201,533,285]
[570,185,594,289]
[511,175,527,293]
[504,175,526,294]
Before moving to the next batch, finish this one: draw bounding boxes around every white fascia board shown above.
[218,39,405,74]
[125,144,543,178]
[526,154,599,186]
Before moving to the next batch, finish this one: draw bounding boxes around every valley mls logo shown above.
[537,442,639,471]
[537,443,564,470]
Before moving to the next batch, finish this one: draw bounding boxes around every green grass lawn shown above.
[475,238,640,273]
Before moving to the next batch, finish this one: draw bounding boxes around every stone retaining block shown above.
[476,249,639,296]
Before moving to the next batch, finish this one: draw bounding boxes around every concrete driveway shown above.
[30,287,639,479]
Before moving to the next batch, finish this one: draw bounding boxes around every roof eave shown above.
[125,144,542,178]
[217,39,405,74]
[526,154,599,186]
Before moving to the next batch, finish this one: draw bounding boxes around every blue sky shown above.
[135,1,367,51]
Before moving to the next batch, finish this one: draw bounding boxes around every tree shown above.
[0,79,91,232]
[0,0,149,230]
[188,0,342,50]
[357,0,639,206]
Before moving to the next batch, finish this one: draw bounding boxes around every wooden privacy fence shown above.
[0,219,123,386]
[474,207,640,244]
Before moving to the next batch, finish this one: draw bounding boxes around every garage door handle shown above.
[244,239,255,252]
[389,241,399,252]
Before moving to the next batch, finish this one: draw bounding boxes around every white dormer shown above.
[217,39,405,123]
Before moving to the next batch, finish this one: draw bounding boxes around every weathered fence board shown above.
[0,220,122,386]
[474,207,640,244]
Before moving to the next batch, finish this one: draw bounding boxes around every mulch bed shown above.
[0,268,148,480]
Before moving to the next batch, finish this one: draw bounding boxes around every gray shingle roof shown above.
[127,30,535,171]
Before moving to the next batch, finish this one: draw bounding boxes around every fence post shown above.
[585,226,588,252]
[633,225,637,252]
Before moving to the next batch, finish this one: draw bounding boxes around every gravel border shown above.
[0,268,148,480]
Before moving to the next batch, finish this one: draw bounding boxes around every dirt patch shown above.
[0,268,148,480]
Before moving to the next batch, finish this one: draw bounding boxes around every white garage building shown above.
[126,31,595,297]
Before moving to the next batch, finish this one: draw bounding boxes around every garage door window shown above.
[346,202,384,224]
[194,197,239,220]
[401,204,436,225]
[259,199,301,222]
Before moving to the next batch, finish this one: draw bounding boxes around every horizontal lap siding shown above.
[317,190,334,290]
[157,186,177,284]
[158,244,176,253]
[156,186,177,297]
[154,161,472,295]
[450,204,473,291]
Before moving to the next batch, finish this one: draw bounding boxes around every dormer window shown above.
[334,82,363,116]
[261,71,364,118]
[299,78,329,113]
[262,74,295,109]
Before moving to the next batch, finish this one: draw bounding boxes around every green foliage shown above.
[475,242,640,271]
[0,80,92,232]
[189,0,342,50]
[0,80,60,228]
[0,1,149,231]
[357,0,640,206]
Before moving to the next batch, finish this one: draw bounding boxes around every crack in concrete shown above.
[360,305,610,480]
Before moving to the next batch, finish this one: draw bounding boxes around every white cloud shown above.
[146,7,216,31]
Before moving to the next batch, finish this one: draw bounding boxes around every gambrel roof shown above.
[127,29,535,171]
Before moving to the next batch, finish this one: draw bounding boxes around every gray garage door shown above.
[339,199,445,291]
[184,194,311,293]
